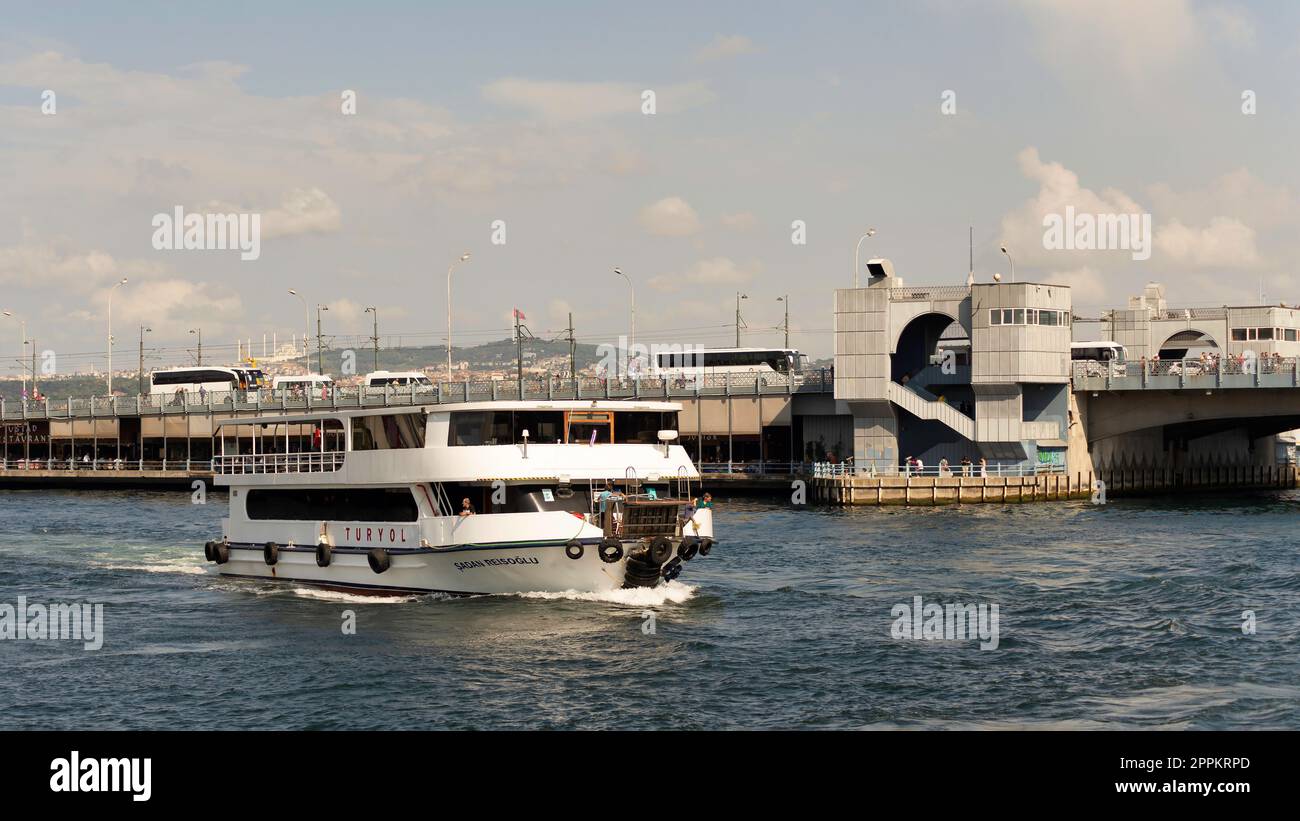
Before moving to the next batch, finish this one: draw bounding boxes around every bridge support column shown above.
[849,400,898,474]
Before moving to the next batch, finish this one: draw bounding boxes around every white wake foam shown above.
[511,580,697,606]
[283,586,425,604]
[90,560,209,576]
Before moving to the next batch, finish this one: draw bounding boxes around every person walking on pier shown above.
[961,456,972,477]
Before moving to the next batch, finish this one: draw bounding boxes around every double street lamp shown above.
[107,278,128,394]
[446,252,472,380]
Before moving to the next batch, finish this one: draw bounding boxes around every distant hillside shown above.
[0,338,607,400]
[282,338,606,375]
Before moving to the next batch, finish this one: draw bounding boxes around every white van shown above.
[363,370,435,394]
[272,374,335,395]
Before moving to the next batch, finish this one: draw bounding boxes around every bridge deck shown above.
[1072,359,1300,392]
[0,371,834,421]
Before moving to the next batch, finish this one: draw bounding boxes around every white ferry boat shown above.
[201,400,717,595]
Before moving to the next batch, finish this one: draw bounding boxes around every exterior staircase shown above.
[888,381,975,440]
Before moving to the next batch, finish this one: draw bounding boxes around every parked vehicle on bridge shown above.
[363,370,435,394]
[654,347,806,380]
[1070,341,1127,377]
[150,366,266,398]
[272,374,334,395]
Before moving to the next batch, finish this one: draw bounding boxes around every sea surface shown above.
[1,488,1297,730]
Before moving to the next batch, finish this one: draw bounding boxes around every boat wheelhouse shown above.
[202,399,717,595]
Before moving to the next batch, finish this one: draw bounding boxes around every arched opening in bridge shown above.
[892,313,975,463]
[892,313,968,384]
[1158,329,1219,360]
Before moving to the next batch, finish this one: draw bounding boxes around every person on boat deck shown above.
[459,497,475,517]
[597,481,623,513]
[693,492,714,509]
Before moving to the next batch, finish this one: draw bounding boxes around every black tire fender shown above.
[263,542,279,566]
[598,537,624,564]
[647,536,673,566]
[315,542,332,568]
[677,536,700,561]
[214,542,230,565]
[564,540,584,560]
[699,537,715,557]
[367,548,390,574]
[203,541,216,562]
[661,556,683,581]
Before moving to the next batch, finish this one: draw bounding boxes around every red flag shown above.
[513,308,526,320]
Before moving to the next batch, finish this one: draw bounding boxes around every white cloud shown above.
[482,77,714,122]
[1155,217,1260,267]
[1010,0,1249,85]
[721,211,757,232]
[0,238,166,291]
[639,196,701,237]
[997,147,1267,305]
[260,188,342,239]
[1040,266,1107,306]
[648,257,760,292]
[694,34,758,62]
[1202,4,1256,48]
[1147,169,1292,231]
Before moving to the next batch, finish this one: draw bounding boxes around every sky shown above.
[1,0,1299,373]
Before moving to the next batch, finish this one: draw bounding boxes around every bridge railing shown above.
[0,369,836,420]
[1072,356,1300,391]
[0,458,213,472]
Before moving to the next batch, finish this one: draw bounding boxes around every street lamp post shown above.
[614,267,635,377]
[446,252,471,381]
[288,289,309,366]
[777,295,790,348]
[854,228,877,288]
[315,305,329,376]
[735,292,748,347]
[107,278,128,394]
[2,310,26,396]
[365,307,379,371]
[1000,245,1015,283]
[189,328,202,366]
[138,326,152,395]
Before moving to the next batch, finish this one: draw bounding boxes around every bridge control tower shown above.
[833,259,1086,474]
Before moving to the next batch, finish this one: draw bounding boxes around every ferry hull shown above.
[213,541,634,596]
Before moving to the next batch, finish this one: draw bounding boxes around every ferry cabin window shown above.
[448,411,564,445]
[351,413,427,450]
[615,411,675,444]
[568,411,612,444]
[245,488,418,521]
[513,411,564,443]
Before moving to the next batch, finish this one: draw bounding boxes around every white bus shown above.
[1071,342,1128,376]
[149,366,265,397]
[1070,341,1127,363]
[654,347,805,378]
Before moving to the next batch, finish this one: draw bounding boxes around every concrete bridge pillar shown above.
[850,400,899,473]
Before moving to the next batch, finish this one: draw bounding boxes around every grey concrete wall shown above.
[969,282,1072,383]
[849,400,898,470]
[833,287,892,401]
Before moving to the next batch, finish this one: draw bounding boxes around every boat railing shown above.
[213,451,346,475]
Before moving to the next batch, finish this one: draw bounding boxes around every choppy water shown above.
[1,489,1297,729]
